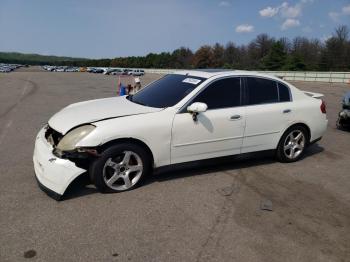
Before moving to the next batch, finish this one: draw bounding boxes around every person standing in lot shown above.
[127,84,133,94]
[134,77,141,93]
[118,76,126,96]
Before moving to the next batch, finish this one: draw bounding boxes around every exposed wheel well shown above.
[98,138,154,166]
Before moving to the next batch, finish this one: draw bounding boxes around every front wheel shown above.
[276,126,308,163]
[90,143,151,193]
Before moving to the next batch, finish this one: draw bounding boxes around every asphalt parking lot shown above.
[0,68,349,262]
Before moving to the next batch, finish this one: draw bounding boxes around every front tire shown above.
[90,143,151,193]
[276,126,308,163]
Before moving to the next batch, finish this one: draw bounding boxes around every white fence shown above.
[142,69,350,83]
[262,71,350,83]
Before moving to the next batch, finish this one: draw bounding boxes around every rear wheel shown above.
[276,126,308,162]
[90,143,151,193]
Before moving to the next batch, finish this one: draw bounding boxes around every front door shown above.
[171,77,245,164]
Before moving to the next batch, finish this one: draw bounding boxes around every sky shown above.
[0,0,349,59]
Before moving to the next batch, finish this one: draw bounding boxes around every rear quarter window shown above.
[278,83,291,102]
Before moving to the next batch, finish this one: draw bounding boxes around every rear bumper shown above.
[33,127,86,199]
[311,118,328,142]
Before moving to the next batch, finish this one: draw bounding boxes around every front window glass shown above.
[128,74,205,108]
[191,78,241,109]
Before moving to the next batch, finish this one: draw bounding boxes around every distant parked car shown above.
[104,68,121,75]
[44,66,56,71]
[65,67,79,72]
[54,67,66,72]
[92,68,104,73]
[128,69,145,76]
[34,70,328,200]
[336,91,350,129]
[0,63,20,73]
[111,69,129,75]
[64,67,74,72]
[0,67,11,73]
[110,69,125,75]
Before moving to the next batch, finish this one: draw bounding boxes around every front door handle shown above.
[283,109,291,114]
[230,115,241,120]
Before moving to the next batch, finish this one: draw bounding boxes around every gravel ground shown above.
[0,67,349,262]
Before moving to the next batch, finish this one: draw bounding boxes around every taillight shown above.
[320,100,326,114]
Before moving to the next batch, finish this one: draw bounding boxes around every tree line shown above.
[1,25,349,71]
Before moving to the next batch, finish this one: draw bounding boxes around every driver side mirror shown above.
[187,102,208,121]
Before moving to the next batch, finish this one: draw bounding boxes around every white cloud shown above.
[281,18,300,30]
[259,1,318,30]
[259,6,279,17]
[235,24,254,33]
[259,1,304,19]
[342,4,350,15]
[329,11,340,22]
[219,1,231,7]
[280,2,302,18]
[329,4,350,22]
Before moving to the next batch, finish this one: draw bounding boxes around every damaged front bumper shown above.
[33,127,86,200]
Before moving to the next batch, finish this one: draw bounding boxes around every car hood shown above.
[48,96,162,134]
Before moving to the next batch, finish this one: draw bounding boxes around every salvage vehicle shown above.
[33,70,328,200]
[336,91,350,129]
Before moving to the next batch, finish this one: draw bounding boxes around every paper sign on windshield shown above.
[182,78,201,85]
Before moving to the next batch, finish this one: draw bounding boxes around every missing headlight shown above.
[45,125,63,147]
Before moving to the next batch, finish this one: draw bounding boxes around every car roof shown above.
[174,69,283,82]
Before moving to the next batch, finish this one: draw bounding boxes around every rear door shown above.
[171,77,245,164]
[242,77,293,153]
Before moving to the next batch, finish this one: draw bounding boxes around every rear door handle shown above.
[283,109,291,114]
[230,115,241,120]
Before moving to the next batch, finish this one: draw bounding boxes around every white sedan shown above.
[33,70,328,199]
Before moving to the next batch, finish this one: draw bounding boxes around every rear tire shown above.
[90,143,152,193]
[276,126,308,163]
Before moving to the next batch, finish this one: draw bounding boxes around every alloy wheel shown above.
[283,130,305,160]
[102,151,143,191]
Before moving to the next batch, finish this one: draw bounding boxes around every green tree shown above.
[2,26,350,71]
[192,45,214,68]
[284,54,306,71]
[320,25,349,71]
[261,41,287,70]
[171,47,193,68]
[212,43,225,68]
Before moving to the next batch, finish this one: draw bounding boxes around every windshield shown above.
[128,74,205,108]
